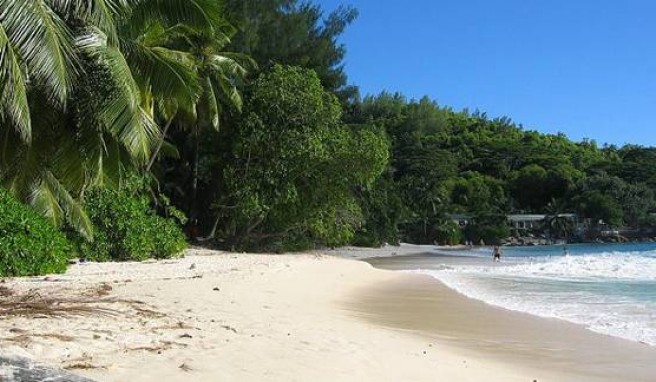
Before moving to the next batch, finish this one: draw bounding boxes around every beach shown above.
[1,247,654,381]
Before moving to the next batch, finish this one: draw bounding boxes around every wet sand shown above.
[347,260,656,382]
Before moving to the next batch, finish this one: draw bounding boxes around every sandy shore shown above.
[0,247,652,381]
[351,272,656,382]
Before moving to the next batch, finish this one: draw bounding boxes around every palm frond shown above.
[87,138,124,190]
[212,73,242,113]
[215,51,258,72]
[202,77,220,130]
[0,0,77,103]
[50,131,87,194]
[24,90,88,195]
[121,37,201,107]
[3,136,42,202]
[205,54,249,113]
[34,170,93,240]
[127,0,222,33]
[156,98,180,121]
[48,0,131,44]
[29,174,65,225]
[0,26,31,142]
[77,29,158,163]
[159,140,179,159]
[207,54,248,78]
[77,29,138,104]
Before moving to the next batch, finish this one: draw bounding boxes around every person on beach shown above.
[492,245,502,262]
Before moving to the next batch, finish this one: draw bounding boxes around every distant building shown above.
[507,213,578,236]
[507,214,547,231]
[448,214,471,227]
[448,213,579,235]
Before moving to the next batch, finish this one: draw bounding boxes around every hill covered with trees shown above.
[348,94,656,246]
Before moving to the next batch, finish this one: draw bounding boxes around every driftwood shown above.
[0,287,119,319]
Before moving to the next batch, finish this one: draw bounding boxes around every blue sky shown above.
[316,0,656,146]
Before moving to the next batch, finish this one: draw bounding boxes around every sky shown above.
[316,0,656,146]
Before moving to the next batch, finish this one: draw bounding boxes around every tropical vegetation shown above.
[0,189,70,276]
[1,0,656,276]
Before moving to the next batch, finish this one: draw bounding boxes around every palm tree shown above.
[543,198,575,243]
[147,22,254,231]
[0,0,104,237]
[190,28,252,227]
[0,0,225,238]
[0,0,76,143]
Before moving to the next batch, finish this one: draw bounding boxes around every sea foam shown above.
[408,250,656,346]
[451,251,656,281]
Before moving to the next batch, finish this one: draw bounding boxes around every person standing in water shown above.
[493,245,502,262]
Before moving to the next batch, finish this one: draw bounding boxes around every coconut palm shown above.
[0,0,107,237]
[0,0,77,143]
[0,0,224,237]
[187,27,252,223]
[145,22,254,228]
[543,198,575,243]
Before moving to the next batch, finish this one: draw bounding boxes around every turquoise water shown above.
[404,242,656,346]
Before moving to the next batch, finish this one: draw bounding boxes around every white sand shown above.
[0,248,558,381]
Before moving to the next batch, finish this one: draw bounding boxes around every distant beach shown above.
[1,246,655,381]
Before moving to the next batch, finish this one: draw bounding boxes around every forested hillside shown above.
[1,0,655,272]
[349,94,656,246]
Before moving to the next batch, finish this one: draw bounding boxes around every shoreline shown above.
[0,247,651,381]
[364,248,656,349]
[348,270,656,382]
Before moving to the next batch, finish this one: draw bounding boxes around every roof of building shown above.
[507,214,576,222]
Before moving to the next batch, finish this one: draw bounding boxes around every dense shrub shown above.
[216,66,388,251]
[463,217,511,245]
[434,220,463,246]
[0,189,70,276]
[77,186,187,262]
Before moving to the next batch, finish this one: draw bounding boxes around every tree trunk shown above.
[207,211,222,240]
[146,116,175,172]
[189,124,200,227]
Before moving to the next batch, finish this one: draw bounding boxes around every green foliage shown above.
[349,92,656,244]
[224,0,358,100]
[464,216,511,245]
[447,171,507,214]
[0,0,227,239]
[77,181,187,262]
[434,220,463,246]
[575,191,624,228]
[573,175,655,228]
[611,146,656,188]
[0,189,70,277]
[509,164,549,211]
[353,173,403,247]
[543,214,575,240]
[215,65,387,250]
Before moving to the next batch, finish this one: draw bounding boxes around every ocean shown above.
[369,242,656,347]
